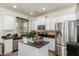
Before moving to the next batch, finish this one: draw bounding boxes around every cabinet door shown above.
[44,38,55,51]
[50,18,56,30]
[3,15,16,30]
[0,13,2,28]
[0,45,2,55]
[33,20,38,30]
[0,13,4,43]
[4,39,13,54]
[0,13,2,31]
[45,19,50,30]
[67,14,76,21]
[40,17,46,25]
[50,39,55,51]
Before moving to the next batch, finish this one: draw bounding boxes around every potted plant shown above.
[26,31,36,42]
[26,31,45,44]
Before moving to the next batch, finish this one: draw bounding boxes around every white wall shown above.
[31,6,76,31]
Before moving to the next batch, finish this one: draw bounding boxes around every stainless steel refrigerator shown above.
[55,21,77,56]
[68,21,77,43]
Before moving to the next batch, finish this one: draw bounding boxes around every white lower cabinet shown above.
[4,39,13,54]
[18,42,49,56]
[0,44,3,55]
[44,38,55,51]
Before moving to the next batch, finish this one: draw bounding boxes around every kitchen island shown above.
[18,41,49,56]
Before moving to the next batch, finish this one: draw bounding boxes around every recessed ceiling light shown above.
[42,8,46,11]
[30,12,33,15]
[13,5,17,8]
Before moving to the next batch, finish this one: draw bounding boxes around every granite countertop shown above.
[1,37,12,40]
[19,41,49,48]
[1,36,22,40]
[13,37,22,40]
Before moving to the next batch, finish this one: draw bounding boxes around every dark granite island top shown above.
[19,41,49,48]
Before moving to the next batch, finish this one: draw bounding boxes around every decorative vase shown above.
[23,37,28,43]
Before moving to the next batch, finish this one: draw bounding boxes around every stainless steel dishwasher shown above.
[13,37,22,52]
[13,39,18,51]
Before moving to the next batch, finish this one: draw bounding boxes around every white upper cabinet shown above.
[0,13,3,29]
[57,14,76,22]
[32,17,46,30]
[50,18,56,30]
[0,13,4,43]
[66,14,76,21]
[0,13,2,29]
[39,16,46,25]
[3,15,16,30]
[32,19,39,30]
[31,12,76,31]
[57,16,64,23]
[37,17,41,25]
[45,18,50,30]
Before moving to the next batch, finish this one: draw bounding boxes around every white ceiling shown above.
[0,3,76,17]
